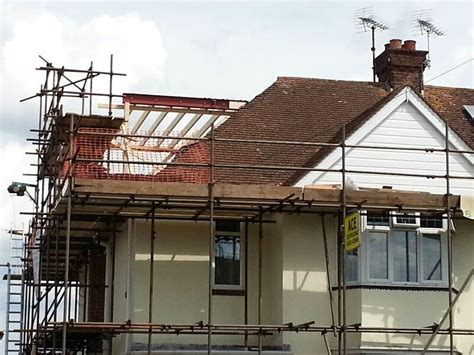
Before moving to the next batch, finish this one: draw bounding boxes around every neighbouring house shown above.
[16,38,473,355]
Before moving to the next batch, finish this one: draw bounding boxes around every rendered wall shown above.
[109,214,472,354]
[359,218,473,354]
[111,219,282,354]
[280,213,361,354]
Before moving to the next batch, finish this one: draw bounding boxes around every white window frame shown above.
[390,230,419,286]
[391,211,420,228]
[365,231,390,283]
[418,215,448,233]
[348,211,448,287]
[419,232,448,285]
[212,222,245,291]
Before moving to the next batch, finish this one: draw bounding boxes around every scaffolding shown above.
[9,57,474,355]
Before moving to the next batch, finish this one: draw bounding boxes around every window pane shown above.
[393,231,417,282]
[396,213,417,225]
[368,232,388,279]
[420,215,443,229]
[214,235,240,285]
[423,234,442,281]
[367,213,390,226]
[346,249,358,282]
[216,220,240,232]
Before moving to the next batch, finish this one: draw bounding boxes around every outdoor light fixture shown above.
[7,181,37,204]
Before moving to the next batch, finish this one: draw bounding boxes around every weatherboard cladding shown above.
[306,100,474,196]
[168,77,473,186]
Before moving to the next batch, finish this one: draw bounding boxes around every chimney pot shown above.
[375,38,428,93]
[403,40,416,50]
[389,39,402,49]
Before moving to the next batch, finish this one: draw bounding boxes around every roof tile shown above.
[169,78,473,185]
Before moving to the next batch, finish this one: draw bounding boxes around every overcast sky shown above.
[0,0,472,350]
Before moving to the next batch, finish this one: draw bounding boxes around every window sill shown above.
[212,289,245,296]
[332,283,457,293]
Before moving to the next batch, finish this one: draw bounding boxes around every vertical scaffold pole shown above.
[5,262,11,355]
[89,61,93,116]
[320,213,337,336]
[43,228,51,354]
[20,236,26,353]
[208,122,215,355]
[125,219,133,353]
[445,122,454,354]
[258,209,263,355]
[62,112,74,355]
[147,202,156,355]
[109,54,113,116]
[109,221,117,355]
[53,218,59,353]
[244,219,249,347]
[341,126,347,355]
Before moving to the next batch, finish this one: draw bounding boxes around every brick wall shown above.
[375,39,428,93]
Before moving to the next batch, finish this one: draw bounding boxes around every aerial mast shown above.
[413,10,445,68]
[355,8,389,82]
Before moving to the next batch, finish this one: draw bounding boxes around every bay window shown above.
[346,212,447,287]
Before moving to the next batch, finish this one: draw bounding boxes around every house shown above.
[15,38,473,355]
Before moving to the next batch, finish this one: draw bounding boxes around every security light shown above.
[7,182,37,203]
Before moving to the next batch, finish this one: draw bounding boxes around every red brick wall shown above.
[375,46,428,93]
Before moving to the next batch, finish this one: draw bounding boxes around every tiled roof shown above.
[170,77,473,186]
[424,85,474,149]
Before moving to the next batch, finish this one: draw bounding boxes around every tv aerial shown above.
[412,10,445,68]
[355,8,390,82]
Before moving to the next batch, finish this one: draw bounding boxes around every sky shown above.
[0,0,473,350]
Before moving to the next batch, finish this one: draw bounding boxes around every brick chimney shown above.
[374,39,428,93]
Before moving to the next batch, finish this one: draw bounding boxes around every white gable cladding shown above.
[296,88,474,196]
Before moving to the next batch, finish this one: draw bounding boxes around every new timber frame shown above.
[11,58,474,355]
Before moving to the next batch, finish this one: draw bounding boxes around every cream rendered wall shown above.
[279,213,357,354]
[360,289,448,349]
[112,220,129,352]
[108,214,472,354]
[356,218,473,354]
[452,218,473,355]
[111,219,282,354]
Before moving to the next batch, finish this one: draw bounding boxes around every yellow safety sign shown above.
[344,212,360,252]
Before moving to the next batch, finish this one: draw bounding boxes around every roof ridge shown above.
[276,76,386,86]
[425,84,474,91]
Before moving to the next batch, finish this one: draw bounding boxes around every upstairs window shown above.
[366,213,390,227]
[391,212,420,228]
[420,216,444,229]
[213,220,243,290]
[346,212,447,287]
